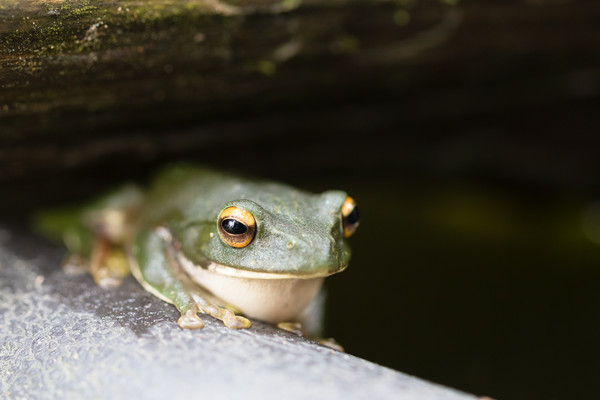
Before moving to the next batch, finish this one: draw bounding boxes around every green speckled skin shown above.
[143,165,351,276]
[36,165,354,332]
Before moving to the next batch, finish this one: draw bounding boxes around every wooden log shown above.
[0,0,453,139]
[1,0,599,214]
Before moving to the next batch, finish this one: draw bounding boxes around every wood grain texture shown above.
[0,0,453,139]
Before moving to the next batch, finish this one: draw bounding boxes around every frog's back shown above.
[139,165,224,222]
[140,165,282,225]
[140,164,313,228]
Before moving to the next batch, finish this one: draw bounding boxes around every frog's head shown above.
[178,188,359,279]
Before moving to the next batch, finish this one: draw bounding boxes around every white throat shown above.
[177,255,324,323]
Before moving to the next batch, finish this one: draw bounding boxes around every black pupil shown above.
[222,218,247,235]
[346,206,360,225]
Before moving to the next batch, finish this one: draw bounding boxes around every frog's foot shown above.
[177,308,205,330]
[199,304,251,329]
[277,322,344,351]
[318,337,344,352]
[62,254,89,275]
[90,238,130,288]
[277,321,304,336]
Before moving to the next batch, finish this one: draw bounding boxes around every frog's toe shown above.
[224,314,251,329]
[62,254,89,275]
[277,321,303,336]
[318,337,344,352]
[198,304,251,329]
[96,275,124,289]
[276,321,344,351]
[93,263,127,288]
[90,242,130,288]
[178,310,205,329]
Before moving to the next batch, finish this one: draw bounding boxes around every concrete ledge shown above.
[0,225,476,400]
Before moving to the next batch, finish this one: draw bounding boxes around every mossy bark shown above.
[1,0,599,214]
[0,0,453,139]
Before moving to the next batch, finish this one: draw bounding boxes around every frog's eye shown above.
[341,196,359,238]
[218,206,256,248]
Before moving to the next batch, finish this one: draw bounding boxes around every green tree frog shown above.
[37,165,359,337]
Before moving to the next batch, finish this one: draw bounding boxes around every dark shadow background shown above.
[2,1,600,399]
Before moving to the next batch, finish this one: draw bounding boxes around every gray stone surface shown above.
[0,225,476,400]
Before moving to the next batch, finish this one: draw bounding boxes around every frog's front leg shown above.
[88,235,130,288]
[130,227,250,330]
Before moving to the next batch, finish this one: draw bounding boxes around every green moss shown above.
[256,60,277,76]
[393,9,410,26]
[45,1,98,18]
[330,34,359,55]
[1,3,197,64]
[0,0,247,87]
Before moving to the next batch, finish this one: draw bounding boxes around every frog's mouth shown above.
[176,251,347,280]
